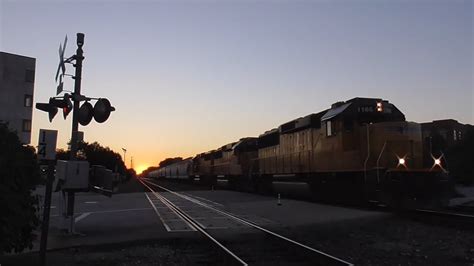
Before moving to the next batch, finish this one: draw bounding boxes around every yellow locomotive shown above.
[256,97,450,207]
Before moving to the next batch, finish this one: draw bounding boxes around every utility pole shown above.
[66,33,85,234]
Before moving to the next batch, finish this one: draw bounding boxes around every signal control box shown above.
[56,160,90,190]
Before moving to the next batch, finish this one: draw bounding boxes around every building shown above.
[0,52,36,144]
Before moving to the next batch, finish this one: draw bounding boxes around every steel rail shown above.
[144,179,354,266]
[138,178,248,266]
[414,208,474,220]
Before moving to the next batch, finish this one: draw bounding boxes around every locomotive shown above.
[149,97,451,208]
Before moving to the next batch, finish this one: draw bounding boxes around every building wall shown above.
[0,52,36,144]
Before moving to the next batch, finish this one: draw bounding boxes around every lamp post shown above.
[122,148,127,168]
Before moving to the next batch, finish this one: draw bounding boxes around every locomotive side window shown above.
[326,120,333,136]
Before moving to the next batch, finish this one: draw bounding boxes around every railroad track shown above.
[412,208,474,222]
[138,178,353,266]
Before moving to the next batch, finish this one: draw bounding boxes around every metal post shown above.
[67,32,85,234]
[122,148,127,168]
[39,161,55,266]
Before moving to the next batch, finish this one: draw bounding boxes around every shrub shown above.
[0,124,41,254]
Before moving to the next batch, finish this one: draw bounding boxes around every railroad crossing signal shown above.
[35,94,73,122]
[76,99,115,126]
[78,101,93,126]
[55,35,67,95]
[36,33,117,239]
[36,95,115,124]
[93,98,115,123]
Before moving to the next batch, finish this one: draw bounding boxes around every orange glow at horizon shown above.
[135,164,149,175]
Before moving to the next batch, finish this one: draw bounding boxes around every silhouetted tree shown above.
[125,168,137,181]
[0,124,41,254]
[57,142,127,180]
[77,141,127,175]
[56,148,69,161]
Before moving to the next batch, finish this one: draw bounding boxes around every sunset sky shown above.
[1,0,472,174]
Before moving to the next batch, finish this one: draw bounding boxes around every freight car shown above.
[188,138,258,187]
[150,97,451,208]
[149,158,193,180]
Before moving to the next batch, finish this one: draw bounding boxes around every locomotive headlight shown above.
[396,155,407,168]
[430,154,446,172]
[399,158,406,165]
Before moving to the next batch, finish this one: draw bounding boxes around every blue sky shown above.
[1,0,472,172]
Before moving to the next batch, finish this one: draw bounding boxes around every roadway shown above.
[33,178,387,252]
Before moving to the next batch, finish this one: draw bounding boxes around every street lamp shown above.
[122,148,127,168]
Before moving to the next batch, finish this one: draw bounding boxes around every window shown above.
[22,119,31,132]
[24,94,33,107]
[25,69,35,83]
[326,120,333,136]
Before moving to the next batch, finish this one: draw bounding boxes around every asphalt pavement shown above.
[31,180,388,252]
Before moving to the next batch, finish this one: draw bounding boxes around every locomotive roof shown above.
[276,97,405,135]
[321,102,351,121]
[279,110,327,134]
[258,128,279,138]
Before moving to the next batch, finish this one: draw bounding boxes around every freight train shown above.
[148,97,452,208]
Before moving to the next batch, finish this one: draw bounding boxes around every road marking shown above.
[144,192,196,232]
[50,207,153,217]
[84,201,97,204]
[75,212,91,223]
[147,180,353,266]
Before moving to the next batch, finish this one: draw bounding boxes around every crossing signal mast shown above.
[36,34,115,125]
[35,33,116,236]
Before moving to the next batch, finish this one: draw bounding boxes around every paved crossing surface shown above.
[32,182,387,251]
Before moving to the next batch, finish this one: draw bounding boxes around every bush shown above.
[0,124,41,254]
